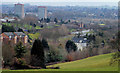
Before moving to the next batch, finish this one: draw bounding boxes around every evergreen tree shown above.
[42,38,49,50]
[14,42,26,58]
[18,28,23,32]
[31,39,46,68]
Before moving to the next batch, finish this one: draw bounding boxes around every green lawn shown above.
[46,26,53,29]
[28,33,40,40]
[3,53,118,71]
[99,24,106,26]
[24,24,33,30]
[2,23,11,26]
[47,53,118,71]
[35,26,43,29]
[55,24,60,27]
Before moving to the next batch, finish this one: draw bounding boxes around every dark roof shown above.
[14,32,26,37]
[3,32,26,38]
[15,3,24,6]
[4,32,15,37]
[72,37,87,43]
[38,6,46,8]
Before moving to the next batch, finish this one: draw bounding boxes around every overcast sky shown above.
[1,0,119,6]
[1,0,120,2]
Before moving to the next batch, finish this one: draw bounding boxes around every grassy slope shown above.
[4,53,118,71]
[47,53,118,71]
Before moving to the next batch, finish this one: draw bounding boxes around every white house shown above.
[72,37,87,51]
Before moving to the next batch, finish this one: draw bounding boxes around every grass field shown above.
[99,24,106,26]
[35,26,43,29]
[3,53,118,71]
[47,53,118,71]
[2,23,11,26]
[28,33,40,40]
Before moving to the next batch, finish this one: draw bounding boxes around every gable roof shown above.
[72,37,87,43]
[2,32,26,38]
[4,32,15,37]
[14,32,26,37]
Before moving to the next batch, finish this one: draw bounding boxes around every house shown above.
[0,17,15,23]
[14,32,28,44]
[72,37,87,51]
[1,32,28,44]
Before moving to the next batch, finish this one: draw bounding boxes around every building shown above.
[79,22,86,29]
[38,6,47,19]
[14,3,24,19]
[1,32,28,44]
[72,37,87,51]
[0,17,15,23]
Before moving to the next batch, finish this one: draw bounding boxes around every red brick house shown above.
[1,32,28,44]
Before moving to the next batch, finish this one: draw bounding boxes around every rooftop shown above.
[38,6,46,8]
[15,3,24,6]
[72,37,87,43]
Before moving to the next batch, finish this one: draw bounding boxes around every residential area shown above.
[0,2,119,72]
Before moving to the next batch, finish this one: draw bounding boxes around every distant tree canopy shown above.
[110,31,120,51]
[45,18,50,23]
[2,25,16,33]
[65,40,77,53]
[86,34,96,43]
[31,39,46,68]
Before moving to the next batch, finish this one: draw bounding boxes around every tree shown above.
[46,49,63,63]
[60,19,64,24]
[98,32,104,37]
[31,39,46,68]
[65,40,77,53]
[42,38,49,50]
[68,20,71,23]
[54,18,58,23]
[110,31,120,65]
[2,41,15,67]
[2,25,16,33]
[18,28,24,32]
[87,34,96,43]
[45,18,50,23]
[14,42,26,58]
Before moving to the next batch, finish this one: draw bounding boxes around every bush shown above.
[65,40,77,53]
[46,49,64,63]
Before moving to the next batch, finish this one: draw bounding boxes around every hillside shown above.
[47,53,118,71]
[4,53,118,71]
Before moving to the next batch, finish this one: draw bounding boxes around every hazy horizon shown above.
[1,2,118,6]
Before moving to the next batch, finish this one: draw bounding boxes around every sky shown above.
[1,0,120,2]
[1,0,119,6]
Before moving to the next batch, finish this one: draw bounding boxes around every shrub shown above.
[65,40,77,53]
